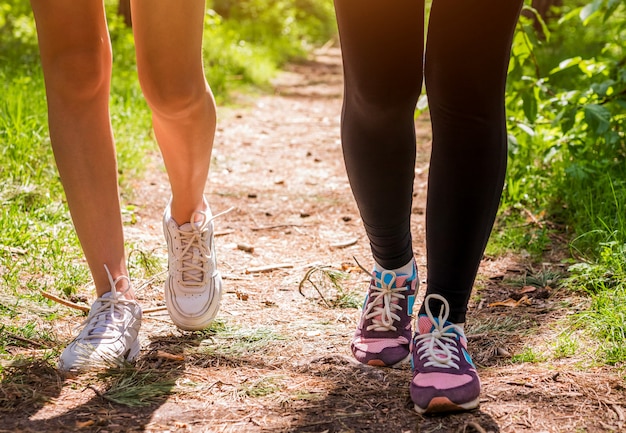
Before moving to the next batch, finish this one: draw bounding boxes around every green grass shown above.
[466,315,532,337]
[486,215,554,260]
[552,332,580,360]
[237,376,284,398]
[511,346,547,364]
[199,323,288,358]
[97,367,178,407]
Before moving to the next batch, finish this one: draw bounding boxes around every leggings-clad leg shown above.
[334,0,425,270]
[335,0,523,323]
[424,0,522,322]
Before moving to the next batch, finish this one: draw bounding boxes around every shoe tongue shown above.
[375,270,411,287]
[418,315,436,334]
[179,222,204,283]
[179,216,206,232]
[179,222,194,232]
[418,315,463,337]
[381,272,395,286]
[89,292,121,338]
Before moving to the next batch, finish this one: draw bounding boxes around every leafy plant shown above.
[501,0,626,363]
[299,265,359,308]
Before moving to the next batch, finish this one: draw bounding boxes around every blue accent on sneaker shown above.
[407,294,416,316]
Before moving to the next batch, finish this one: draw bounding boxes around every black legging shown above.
[335,0,523,323]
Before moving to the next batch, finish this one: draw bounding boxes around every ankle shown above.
[169,198,208,225]
[373,258,416,277]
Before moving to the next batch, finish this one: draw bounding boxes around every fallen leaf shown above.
[496,347,511,357]
[341,263,361,273]
[520,285,537,294]
[488,295,531,308]
[235,290,249,301]
[156,350,185,361]
[76,420,95,429]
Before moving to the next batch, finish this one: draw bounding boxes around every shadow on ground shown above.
[283,355,500,433]
[0,334,197,433]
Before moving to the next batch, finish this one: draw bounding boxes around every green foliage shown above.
[503,0,626,363]
[204,0,336,97]
[505,0,625,235]
[212,0,335,44]
[299,265,360,309]
[0,0,39,63]
[553,332,579,359]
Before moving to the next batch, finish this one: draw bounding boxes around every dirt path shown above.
[2,48,625,433]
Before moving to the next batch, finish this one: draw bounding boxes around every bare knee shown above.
[44,47,111,105]
[139,72,213,119]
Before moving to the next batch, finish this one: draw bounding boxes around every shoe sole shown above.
[58,337,142,373]
[364,352,411,368]
[414,396,480,415]
[126,338,141,362]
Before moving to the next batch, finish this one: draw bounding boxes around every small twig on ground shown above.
[42,288,166,314]
[6,333,48,348]
[506,381,535,388]
[466,333,489,340]
[330,237,359,249]
[237,243,254,253]
[522,207,544,228]
[86,384,122,405]
[156,350,185,361]
[143,306,167,314]
[250,224,310,231]
[611,404,625,422]
[222,274,254,281]
[214,229,235,236]
[40,291,90,312]
[245,263,293,274]
[460,421,488,433]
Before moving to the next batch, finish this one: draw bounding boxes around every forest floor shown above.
[2,48,625,433]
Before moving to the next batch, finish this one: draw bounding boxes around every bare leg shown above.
[30,0,130,297]
[131,0,216,224]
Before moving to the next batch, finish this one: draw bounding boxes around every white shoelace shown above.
[79,265,135,342]
[363,270,409,332]
[414,294,463,369]
[174,207,232,289]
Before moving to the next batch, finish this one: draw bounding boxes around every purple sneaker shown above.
[350,265,417,367]
[410,294,480,414]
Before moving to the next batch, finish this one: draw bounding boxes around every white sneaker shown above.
[58,266,142,372]
[163,202,229,330]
